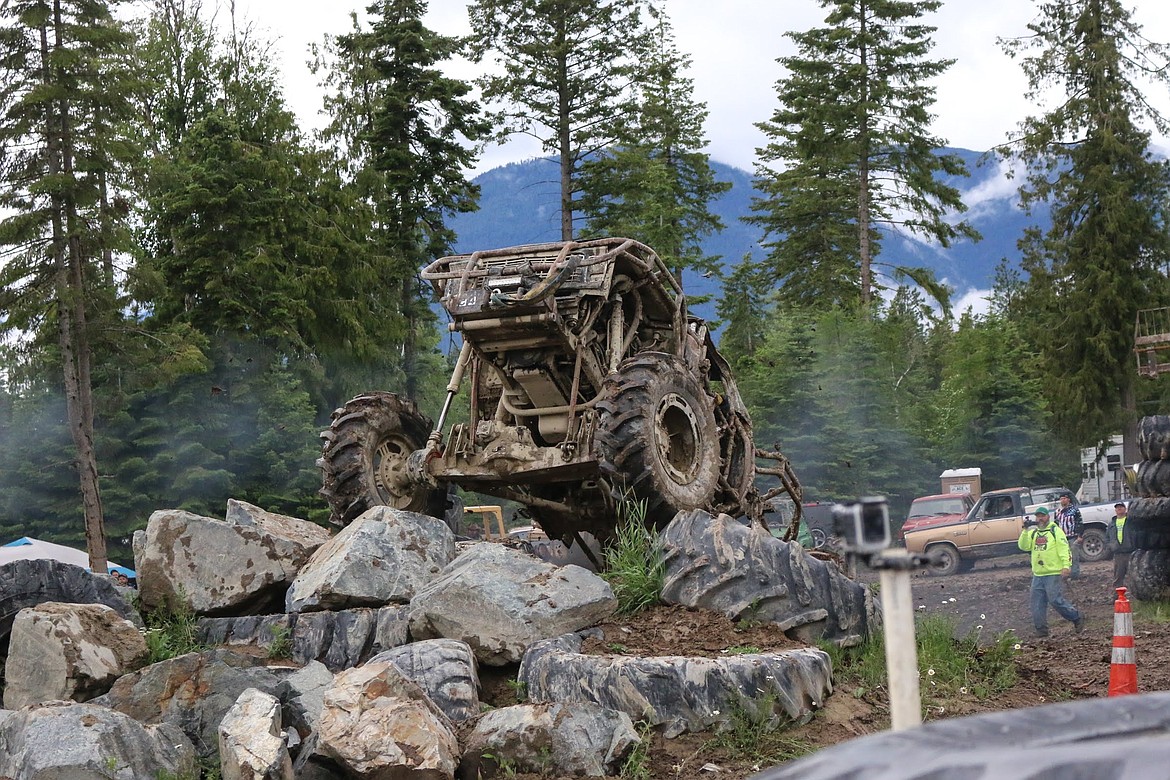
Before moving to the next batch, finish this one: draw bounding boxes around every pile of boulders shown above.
[0,500,878,778]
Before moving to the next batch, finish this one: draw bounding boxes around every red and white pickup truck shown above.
[897,493,976,543]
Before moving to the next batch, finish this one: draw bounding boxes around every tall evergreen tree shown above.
[748,0,977,309]
[1000,0,1170,459]
[0,0,143,571]
[577,8,728,277]
[467,0,649,240]
[320,0,488,399]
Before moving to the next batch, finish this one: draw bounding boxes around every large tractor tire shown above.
[1138,415,1170,461]
[1128,549,1170,601]
[595,354,721,528]
[752,691,1170,780]
[319,392,438,526]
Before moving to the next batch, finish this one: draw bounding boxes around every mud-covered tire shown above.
[1079,527,1111,562]
[751,691,1170,780]
[927,544,961,576]
[1124,497,1170,550]
[1127,549,1170,601]
[1136,459,1170,497]
[1139,415,1170,461]
[319,392,436,526]
[595,354,721,527]
[0,559,138,657]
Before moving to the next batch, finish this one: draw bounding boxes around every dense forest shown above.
[3,0,1170,567]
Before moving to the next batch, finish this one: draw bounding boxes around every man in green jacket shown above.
[1018,506,1084,638]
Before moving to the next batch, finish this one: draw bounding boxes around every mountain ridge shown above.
[448,149,1041,320]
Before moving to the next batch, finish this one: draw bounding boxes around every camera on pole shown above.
[831,496,891,555]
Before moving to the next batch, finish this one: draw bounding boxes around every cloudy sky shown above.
[238,0,1170,173]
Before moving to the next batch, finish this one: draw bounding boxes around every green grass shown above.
[819,615,1020,706]
[142,598,204,664]
[601,498,665,615]
[619,721,656,780]
[703,695,816,765]
[267,623,293,660]
[1131,599,1170,623]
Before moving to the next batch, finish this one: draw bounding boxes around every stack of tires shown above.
[1127,416,1170,600]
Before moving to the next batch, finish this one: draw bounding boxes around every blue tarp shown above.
[0,536,136,578]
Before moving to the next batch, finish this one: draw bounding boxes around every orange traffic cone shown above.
[1108,587,1139,697]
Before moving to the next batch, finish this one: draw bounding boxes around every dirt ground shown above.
[479,553,1170,780]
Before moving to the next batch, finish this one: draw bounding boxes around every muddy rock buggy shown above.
[318,238,800,551]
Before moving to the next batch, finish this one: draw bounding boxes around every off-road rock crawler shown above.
[319,238,800,545]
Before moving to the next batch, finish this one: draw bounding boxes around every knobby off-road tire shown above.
[1128,549,1170,601]
[926,544,961,576]
[595,354,721,528]
[319,392,438,526]
[1138,415,1170,461]
[751,690,1170,780]
[1124,497,1170,551]
[1136,458,1170,497]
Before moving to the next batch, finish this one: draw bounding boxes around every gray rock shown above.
[313,660,459,777]
[96,647,283,760]
[369,638,481,722]
[224,499,331,551]
[520,632,833,738]
[460,702,639,778]
[0,559,140,654]
[286,506,456,613]
[277,660,333,739]
[0,701,195,778]
[409,542,618,666]
[218,688,293,780]
[197,606,411,672]
[135,508,319,616]
[659,510,879,647]
[4,602,148,709]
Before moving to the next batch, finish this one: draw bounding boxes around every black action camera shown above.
[831,496,891,554]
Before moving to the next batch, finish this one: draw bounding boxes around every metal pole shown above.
[878,548,922,731]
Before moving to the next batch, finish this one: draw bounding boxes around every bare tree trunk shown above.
[556,20,573,241]
[46,0,108,574]
[1122,375,1139,467]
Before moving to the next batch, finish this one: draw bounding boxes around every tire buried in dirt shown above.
[1138,415,1170,461]
[751,691,1170,779]
[595,353,721,527]
[318,392,438,526]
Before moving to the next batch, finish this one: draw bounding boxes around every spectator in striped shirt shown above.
[1054,495,1083,579]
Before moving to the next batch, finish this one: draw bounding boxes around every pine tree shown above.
[577,8,728,278]
[322,0,488,399]
[748,0,977,309]
[0,0,144,571]
[467,0,649,239]
[1000,0,1170,458]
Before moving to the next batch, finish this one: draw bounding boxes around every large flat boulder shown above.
[135,506,325,616]
[0,701,195,778]
[4,602,148,709]
[408,542,618,666]
[286,506,455,613]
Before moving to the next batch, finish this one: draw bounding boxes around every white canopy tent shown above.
[0,536,135,578]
